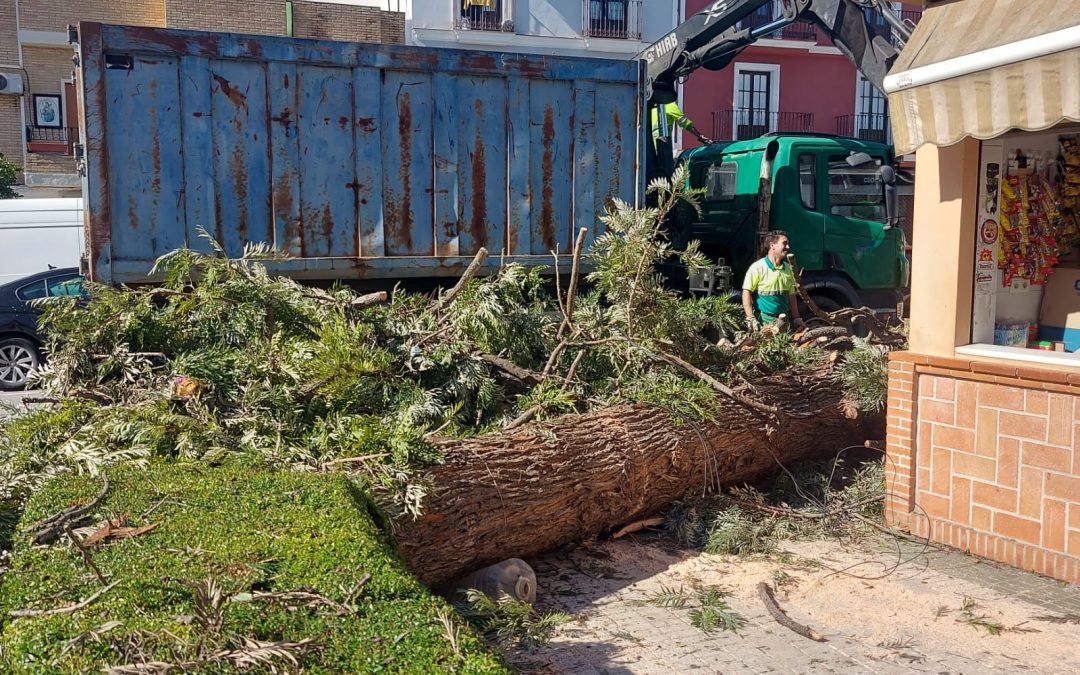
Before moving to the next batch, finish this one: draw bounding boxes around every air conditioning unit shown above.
[0,72,25,95]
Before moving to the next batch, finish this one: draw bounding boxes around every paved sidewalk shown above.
[514,533,1080,674]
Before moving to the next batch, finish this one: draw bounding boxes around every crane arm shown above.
[639,0,913,105]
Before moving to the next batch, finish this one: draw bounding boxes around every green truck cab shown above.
[671,133,910,314]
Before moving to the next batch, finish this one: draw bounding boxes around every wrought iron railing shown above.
[583,0,642,40]
[459,0,514,32]
[712,110,814,141]
[835,113,892,143]
[25,126,78,152]
[864,6,922,47]
[738,5,817,41]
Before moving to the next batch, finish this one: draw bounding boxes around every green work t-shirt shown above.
[743,256,795,321]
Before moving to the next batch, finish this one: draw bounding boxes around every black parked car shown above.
[0,267,83,390]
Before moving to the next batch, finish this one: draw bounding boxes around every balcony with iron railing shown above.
[864,6,922,47]
[738,3,922,44]
[835,113,893,144]
[738,5,818,41]
[583,0,642,40]
[712,110,815,141]
[26,126,78,154]
[458,0,514,32]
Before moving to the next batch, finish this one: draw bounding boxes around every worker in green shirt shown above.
[651,101,711,146]
[742,231,805,331]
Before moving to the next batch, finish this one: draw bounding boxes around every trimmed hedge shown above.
[0,462,509,673]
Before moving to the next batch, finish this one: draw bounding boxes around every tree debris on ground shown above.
[0,171,904,668]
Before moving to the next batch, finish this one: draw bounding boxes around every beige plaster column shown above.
[908,138,980,356]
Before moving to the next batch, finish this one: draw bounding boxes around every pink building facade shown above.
[680,1,921,149]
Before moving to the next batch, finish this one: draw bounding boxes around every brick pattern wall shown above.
[293,1,405,43]
[0,0,20,65]
[19,0,166,31]
[23,150,76,175]
[886,352,1080,585]
[0,97,25,184]
[164,0,286,35]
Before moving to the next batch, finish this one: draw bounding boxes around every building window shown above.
[735,69,773,139]
[855,76,890,143]
[461,0,508,32]
[584,0,640,40]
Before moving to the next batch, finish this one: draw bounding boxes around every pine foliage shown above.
[0,176,890,519]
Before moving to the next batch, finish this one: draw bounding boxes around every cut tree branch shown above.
[435,247,489,313]
[653,351,786,423]
[757,582,825,641]
[9,582,119,618]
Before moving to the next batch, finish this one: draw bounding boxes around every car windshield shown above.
[13,273,85,302]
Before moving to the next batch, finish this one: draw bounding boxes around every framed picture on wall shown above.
[33,94,62,128]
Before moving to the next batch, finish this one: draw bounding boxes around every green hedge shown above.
[0,462,508,673]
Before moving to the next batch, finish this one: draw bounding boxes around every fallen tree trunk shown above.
[394,365,882,588]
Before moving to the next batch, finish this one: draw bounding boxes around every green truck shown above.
[669,133,909,314]
[641,0,915,314]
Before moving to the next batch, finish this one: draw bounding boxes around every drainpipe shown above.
[285,0,294,36]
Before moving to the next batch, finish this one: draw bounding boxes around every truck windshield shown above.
[705,161,738,202]
[828,155,885,221]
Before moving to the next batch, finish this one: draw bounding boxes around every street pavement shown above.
[0,389,37,420]
[516,533,1080,674]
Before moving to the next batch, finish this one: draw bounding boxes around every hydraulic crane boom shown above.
[639,0,913,105]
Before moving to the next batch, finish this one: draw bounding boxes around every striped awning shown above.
[884,0,1080,155]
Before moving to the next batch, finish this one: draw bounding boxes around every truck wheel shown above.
[801,295,841,328]
[0,338,40,391]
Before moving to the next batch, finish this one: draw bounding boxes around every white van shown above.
[0,198,85,285]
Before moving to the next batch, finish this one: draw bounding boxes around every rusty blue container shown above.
[74,23,644,284]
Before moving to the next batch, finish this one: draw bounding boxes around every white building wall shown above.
[407,0,681,59]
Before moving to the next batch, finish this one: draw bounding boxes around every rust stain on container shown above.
[150,81,161,199]
[470,100,488,248]
[242,38,263,58]
[135,27,220,56]
[464,53,498,71]
[610,110,622,206]
[347,180,361,253]
[540,104,555,252]
[86,27,113,276]
[231,145,249,241]
[212,74,248,114]
[395,93,414,252]
[357,117,376,133]
[338,116,349,129]
[275,173,299,254]
[321,203,334,243]
[214,190,224,246]
[270,108,292,128]
[128,195,139,232]
[283,73,290,89]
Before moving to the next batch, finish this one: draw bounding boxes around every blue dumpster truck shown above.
[73,22,644,284]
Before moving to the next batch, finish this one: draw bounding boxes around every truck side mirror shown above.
[846,151,874,167]
[880,165,898,231]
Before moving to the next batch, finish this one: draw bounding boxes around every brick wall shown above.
[19,0,166,31]
[0,0,19,64]
[886,352,1080,585]
[0,96,24,184]
[164,0,286,34]
[293,1,404,43]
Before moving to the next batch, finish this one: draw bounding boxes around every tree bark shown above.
[394,365,882,588]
